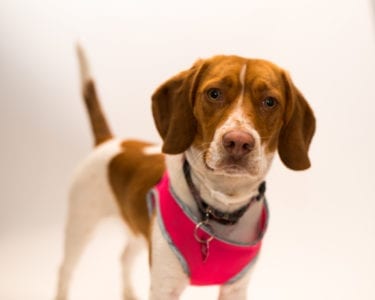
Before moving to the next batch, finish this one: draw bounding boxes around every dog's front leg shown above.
[218,268,253,300]
[149,223,189,300]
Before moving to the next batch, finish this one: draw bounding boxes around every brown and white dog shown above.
[55,47,315,300]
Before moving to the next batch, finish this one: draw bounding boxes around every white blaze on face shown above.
[218,64,253,131]
[239,63,247,105]
[221,64,248,128]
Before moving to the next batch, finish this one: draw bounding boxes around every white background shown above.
[1,0,375,299]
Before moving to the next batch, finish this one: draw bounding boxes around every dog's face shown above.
[152,56,315,179]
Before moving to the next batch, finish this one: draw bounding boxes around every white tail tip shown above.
[76,43,92,89]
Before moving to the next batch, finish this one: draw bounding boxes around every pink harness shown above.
[148,173,268,286]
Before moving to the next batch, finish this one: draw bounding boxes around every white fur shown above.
[143,145,162,155]
[150,216,189,299]
[239,64,247,105]
[76,44,92,92]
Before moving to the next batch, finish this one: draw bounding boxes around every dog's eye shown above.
[206,88,223,101]
[262,97,278,109]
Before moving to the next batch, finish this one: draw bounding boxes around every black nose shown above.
[222,130,255,159]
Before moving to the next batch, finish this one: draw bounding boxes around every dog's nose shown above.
[222,130,255,158]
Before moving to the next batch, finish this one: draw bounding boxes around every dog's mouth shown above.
[204,152,256,176]
[218,160,253,175]
[221,164,248,174]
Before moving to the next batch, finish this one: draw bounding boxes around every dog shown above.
[55,46,315,300]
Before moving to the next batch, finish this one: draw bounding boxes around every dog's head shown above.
[152,56,315,179]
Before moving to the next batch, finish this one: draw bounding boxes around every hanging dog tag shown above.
[200,239,211,262]
[194,221,214,263]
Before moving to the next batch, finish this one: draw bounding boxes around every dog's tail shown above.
[76,44,113,146]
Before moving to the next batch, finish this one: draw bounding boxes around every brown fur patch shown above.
[108,140,165,243]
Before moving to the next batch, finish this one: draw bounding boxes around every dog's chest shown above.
[148,173,268,285]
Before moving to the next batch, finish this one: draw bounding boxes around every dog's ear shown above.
[152,61,206,154]
[278,71,316,170]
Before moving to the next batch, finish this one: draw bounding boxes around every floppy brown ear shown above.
[278,72,316,170]
[152,61,206,154]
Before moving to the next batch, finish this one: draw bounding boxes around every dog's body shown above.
[56,49,315,300]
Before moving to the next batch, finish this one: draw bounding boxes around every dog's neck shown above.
[166,154,266,244]
[187,149,266,211]
[189,167,262,212]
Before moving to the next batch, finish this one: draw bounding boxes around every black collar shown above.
[183,160,266,226]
